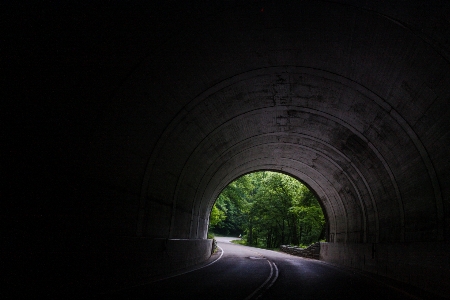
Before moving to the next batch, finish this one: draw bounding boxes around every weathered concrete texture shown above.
[5,0,450,297]
[320,242,450,298]
[141,59,448,244]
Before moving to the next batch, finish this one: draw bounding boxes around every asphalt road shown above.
[104,237,439,299]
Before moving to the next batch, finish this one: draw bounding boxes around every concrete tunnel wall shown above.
[4,0,450,297]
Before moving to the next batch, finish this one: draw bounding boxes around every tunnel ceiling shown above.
[81,1,450,244]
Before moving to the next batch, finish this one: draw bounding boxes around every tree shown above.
[209,174,253,236]
[209,171,325,248]
[209,204,226,228]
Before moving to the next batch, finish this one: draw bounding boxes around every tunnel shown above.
[4,0,450,298]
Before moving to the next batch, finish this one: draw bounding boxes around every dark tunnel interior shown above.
[3,0,450,297]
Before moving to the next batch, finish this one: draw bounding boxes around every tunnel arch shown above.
[138,66,442,245]
[200,146,364,243]
[206,169,331,240]
[107,2,450,290]
[7,0,450,297]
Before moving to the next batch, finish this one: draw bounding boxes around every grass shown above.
[207,231,228,239]
[230,239,246,245]
[230,239,281,252]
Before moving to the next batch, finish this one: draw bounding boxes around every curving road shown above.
[104,237,437,299]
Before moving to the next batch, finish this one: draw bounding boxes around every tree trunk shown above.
[248,223,253,245]
[299,225,303,245]
[291,218,299,245]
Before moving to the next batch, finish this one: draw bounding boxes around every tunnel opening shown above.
[208,171,327,250]
[4,0,450,297]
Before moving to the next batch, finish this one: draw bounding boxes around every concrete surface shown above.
[4,0,450,297]
[103,239,445,299]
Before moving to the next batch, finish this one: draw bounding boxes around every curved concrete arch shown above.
[163,102,403,240]
[202,146,349,217]
[140,65,442,241]
[204,160,344,241]
[188,133,346,239]
[10,0,450,297]
[204,165,339,240]
[189,131,382,238]
[196,141,368,240]
[136,55,444,271]
[198,145,360,240]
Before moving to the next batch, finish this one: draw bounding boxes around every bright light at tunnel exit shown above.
[208,171,326,249]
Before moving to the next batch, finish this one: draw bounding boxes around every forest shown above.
[209,171,325,249]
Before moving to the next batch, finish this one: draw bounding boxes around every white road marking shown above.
[265,261,279,290]
[244,259,279,300]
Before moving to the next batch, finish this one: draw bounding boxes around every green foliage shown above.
[209,205,226,227]
[230,239,246,245]
[209,171,325,249]
[209,174,254,236]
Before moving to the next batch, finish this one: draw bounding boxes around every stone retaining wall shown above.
[280,242,320,259]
